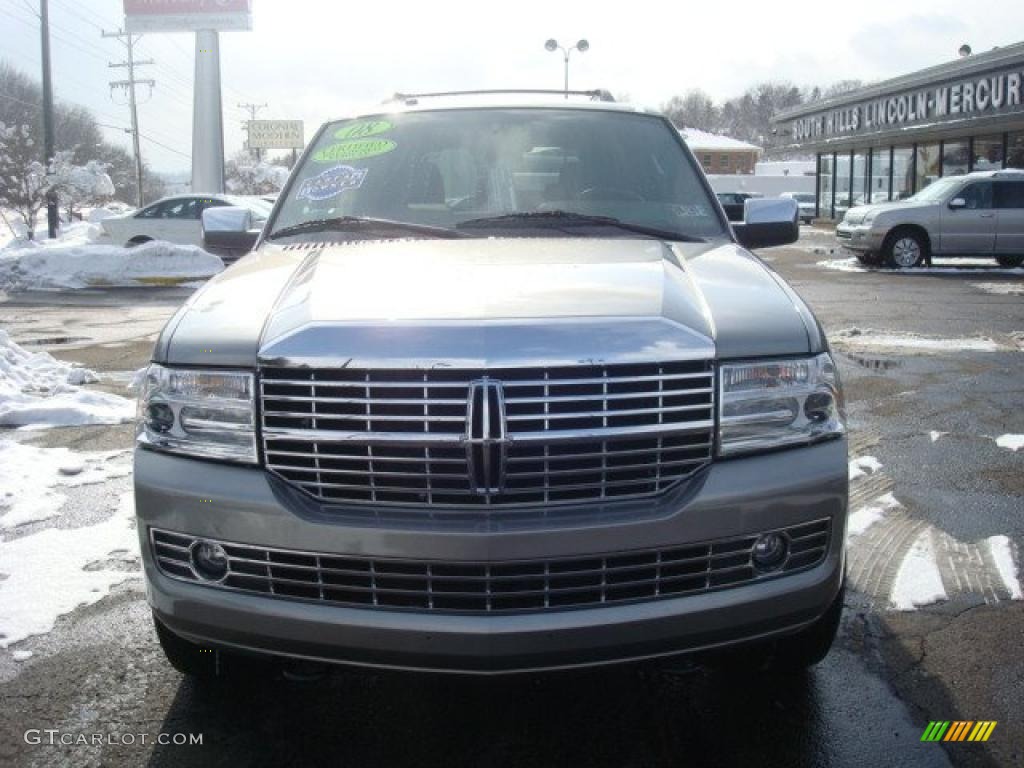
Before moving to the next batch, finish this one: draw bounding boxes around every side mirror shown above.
[732,198,799,250]
[948,197,967,209]
[201,206,260,263]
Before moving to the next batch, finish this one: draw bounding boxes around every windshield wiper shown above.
[455,211,705,242]
[267,216,466,241]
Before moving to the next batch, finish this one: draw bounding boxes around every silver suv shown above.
[837,169,1024,268]
[135,93,847,678]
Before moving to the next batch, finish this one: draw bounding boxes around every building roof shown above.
[680,127,760,152]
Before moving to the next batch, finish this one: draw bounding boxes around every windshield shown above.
[908,177,962,203]
[269,108,726,241]
[791,194,814,203]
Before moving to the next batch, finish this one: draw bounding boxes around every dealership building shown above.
[772,41,1024,219]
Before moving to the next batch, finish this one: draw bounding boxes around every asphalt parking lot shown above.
[1,228,1022,768]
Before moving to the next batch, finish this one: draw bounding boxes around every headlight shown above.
[137,364,256,463]
[863,211,877,225]
[718,353,844,457]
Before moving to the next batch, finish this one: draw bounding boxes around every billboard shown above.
[247,120,305,149]
[124,0,252,33]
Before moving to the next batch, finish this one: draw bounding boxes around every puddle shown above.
[19,336,91,347]
[844,353,904,371]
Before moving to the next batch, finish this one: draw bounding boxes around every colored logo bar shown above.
[921,721,997,742]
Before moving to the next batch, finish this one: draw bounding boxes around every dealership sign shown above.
[247,120,304,149]
[789,65,1024,142]
[123,0,252,32]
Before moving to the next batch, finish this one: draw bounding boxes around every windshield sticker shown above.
[334,120,392,141]
[295,164,368,201]
[313,139,397,163]
[676,204,712,217]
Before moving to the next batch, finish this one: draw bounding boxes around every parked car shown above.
[135,92,845,680]
[715,191,760,222]
[781,192,816,224]
[100,194,272,250]
[836,170,1024,268]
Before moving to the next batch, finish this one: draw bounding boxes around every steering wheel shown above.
[578,186,646,202]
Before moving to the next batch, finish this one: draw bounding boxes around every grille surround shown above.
[260,361,715,509]
[151,519,831,614]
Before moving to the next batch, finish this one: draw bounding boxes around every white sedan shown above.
[100,194,272,248]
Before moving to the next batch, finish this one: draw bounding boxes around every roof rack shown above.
[387,89,616,105]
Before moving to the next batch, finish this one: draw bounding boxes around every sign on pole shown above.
[247,120,304,150]
[123,0,252,33]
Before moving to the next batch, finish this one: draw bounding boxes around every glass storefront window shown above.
[915,143,941,191]
[835,153,851,217]
[972,135,1004,171]
[852,151,868,206]
[818,154,834,218]
[892,146,913,200]
[1007,132,1024,170]
[871,147,891,202]
[942,140,969,176]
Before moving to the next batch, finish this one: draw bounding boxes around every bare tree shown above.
[661,90,719,131]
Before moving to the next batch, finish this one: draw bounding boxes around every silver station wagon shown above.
[837,169,1024,268]
[134,91,848,678]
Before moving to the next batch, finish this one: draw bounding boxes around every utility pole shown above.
[102,29,154,208]
[40,0,58,238]
[238,102,267,161]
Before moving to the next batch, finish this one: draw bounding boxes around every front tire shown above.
[996,254,1024,268]
[883,228,927,268]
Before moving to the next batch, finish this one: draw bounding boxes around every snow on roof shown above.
[680,127,761,152]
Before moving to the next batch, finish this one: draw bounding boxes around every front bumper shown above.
[135,439,848,674]
[835,222,883,252]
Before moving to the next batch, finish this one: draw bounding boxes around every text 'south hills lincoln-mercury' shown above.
[134,91,848,677]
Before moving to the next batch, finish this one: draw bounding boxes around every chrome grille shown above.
[260,361,714,507]
[152,519,830,613]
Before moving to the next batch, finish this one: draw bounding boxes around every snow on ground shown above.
[987,536,1023,600]
[0,440,131,529]
[848,493,901,538]
[0,330,134,428]
[929,431,948,443]
[0,237,223,292]
[0,492,139,649]
[11,650,33,662]
[994,434,1024,452]
[890,531,947,610]
[831,327,1004,353]
[849,455,882,481]
[971,281,1024,296]
[818,256,1024,276]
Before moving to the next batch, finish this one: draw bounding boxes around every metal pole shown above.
[40,0,59,238]
[126,36,144,208]
[192,29,225,193]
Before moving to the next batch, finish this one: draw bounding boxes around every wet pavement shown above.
[1,229,1022,767]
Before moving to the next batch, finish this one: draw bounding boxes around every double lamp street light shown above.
[545,38,589,95]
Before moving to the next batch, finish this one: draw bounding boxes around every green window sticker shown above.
[313,139,397,163]
[334,120,392,140]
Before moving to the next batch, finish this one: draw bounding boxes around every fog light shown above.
[190,540,229,581]
[752,533,788,571]
[147,402,174,433]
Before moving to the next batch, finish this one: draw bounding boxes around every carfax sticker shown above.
[295,164,368,201]
[334,120,392,140]
[313,139,397,163]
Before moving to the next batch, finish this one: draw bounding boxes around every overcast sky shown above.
[2,0,1023,174]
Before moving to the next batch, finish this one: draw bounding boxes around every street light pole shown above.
[544,39,589,97]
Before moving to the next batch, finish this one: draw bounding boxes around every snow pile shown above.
[0,492,139,649]
[994,434,1024,452]
[848,455,882,481]
[819,256,1024,276]
[848,493,901,538]
[0,330,134,428]
[831,327,1003,353]
[0,441,132,529]
[0,238,223,292]
[890,531,947,610]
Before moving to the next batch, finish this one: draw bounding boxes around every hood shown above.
[157,237,820,367]
[843,199,930,224]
